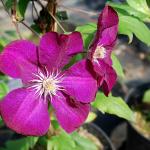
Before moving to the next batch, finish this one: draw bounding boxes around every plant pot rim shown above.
[125,82,150,141]
[83,123,115,150]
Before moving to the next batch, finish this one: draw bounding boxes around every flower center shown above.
[93,46,106,61]
[30,69,64,100]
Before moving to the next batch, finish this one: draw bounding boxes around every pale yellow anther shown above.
[93,46,106,60]
[43,79,56,93]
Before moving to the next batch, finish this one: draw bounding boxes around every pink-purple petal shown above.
[97,5,118,47]
[60,31,83,56]
[101,66,117,96]
[0,88,50,136]
[62,59,97,103]
[0,40,38,83]
[51,92,90,133]
[39,32,83,71]
[94,61,117,96]
[89,5,118,66]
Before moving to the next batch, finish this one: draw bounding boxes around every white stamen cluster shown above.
[30,69,64,100]
[93,46,106,62]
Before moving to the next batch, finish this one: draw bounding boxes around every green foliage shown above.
[0,117,4,127]
[17,0,30,19]
[0,82,9,99]
[112,54,124,78]
[4,0,29,20]
[0,30,18,51]
[143,89,150,103]
[47,131,76,150]
[76,23,96,49]
[126,0,150,17]
[5,0,13,9]
[56,11,68,21]
[47,130,98,150]
[119,15,150,45]
[108,2,150,22]
[85,112,97,123]
[71,132,97,150]
[92,92,134,121]
[0,137,38,150]
[108,1,150,45]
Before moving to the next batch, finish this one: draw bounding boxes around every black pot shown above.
[83,123,115,150]
[94,112,124,136]
[126,82,150,150]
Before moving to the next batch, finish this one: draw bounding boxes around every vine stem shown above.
[12,0,23,39]
[48,11,66,33]
[0,0,40,38]
[58,4,98,16]
[21,21,41,38]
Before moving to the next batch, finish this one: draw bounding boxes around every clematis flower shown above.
[88,5,119,96]
[0,32,97,136]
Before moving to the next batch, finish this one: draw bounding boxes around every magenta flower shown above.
[88,5,119,96]
[0,32,97,136]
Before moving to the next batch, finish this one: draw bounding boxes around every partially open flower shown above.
[0,32,97,136]
[89,5,119,96]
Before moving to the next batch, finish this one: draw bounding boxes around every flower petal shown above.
[94,61,117,96]
[39,32,83,71]
[101,66,117,96]
[0,88,50,136]
[0,40,38,83]
[97,5,119,47]
[51,92,90,133]
[89,5,118,66]
[62,59,97,103]
[60,31,83,56]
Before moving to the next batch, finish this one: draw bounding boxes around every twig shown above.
[1,0,22,39]
[12,0,22,39]
[48,11,66,33]
[0,0,11,17]
[32,0,39,18]
[58,4,98,16]
[21,21,41,38]
[13,21,22,39]
[36,0,45,8]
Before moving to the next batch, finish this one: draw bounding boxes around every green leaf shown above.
[17,0,30,19]
[119,15,150,45]
[85,112,97,123]
[143,89,150,103]
[5,30,18,39]
[0,116,4,127]
[127,0,150,17]
[76,23,96,49]
[0,36,10,47]
[111,53,124,78]
[108,2,150,22]
[51,120,60,129]
[2,137,38,150]
[71,132,98,150]
[0,82,9,99]
[92,92,134,121]
[56,11,68,21]
[5,0,13,9]
[47,131,76,150]
[31,24,42,34]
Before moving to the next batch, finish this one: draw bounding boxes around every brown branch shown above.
[58,4,98,16]
[48,11,66,33]
[46,0,57,32]
[0,0,11,17]
[11,0,22,39]
[21,21,41,38]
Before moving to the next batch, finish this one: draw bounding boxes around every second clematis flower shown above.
[0,32,97,136]
[88,5,119,96]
